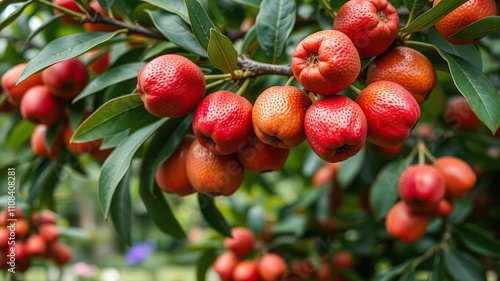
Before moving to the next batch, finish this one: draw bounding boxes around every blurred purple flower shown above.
[125,240,156,265]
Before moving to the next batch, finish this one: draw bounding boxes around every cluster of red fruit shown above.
[0,208,72,273]
[386,156,477,243]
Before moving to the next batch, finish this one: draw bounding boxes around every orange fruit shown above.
[86,49,110,75]
[155,135,196,196]
[62,121,102,154]
[434,0,497,44]
[185,139,244,196]
[31,124,63,159]
[291,30,361,95]
[304,95,368,163]
[20,85,66,125]
[233,260,259,281]
[252,86,311,148]
[224,227,255,257]
[434,156,477,199]
[236,134,290,173]
[443,95,482,131]
[356,81,420,147]
[42,58,89,100]
[258,253,287,281]
[1,63,44,106]
[367,47,437,104]
[385,201,429,243]
[47,242,72,266]
[333,0,399,58]
[25,235,47,256]
[137,54,206,117]
[213,251,240,281]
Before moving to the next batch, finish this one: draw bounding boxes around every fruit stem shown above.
[35,0,85,20]
[348,85,362,96]
[404,40,437,50]
[285,76,295,86]
[417,141,426,165]
[206,78,231,90]
[237,55,293,77]
[204,73,233,81]
[236,78,251,96]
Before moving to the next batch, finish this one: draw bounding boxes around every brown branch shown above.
[237,54,293,77]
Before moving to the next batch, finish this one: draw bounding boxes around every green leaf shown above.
[448,197,472,224]
[0,0,27,13]
[142,0,189,22]
[109,168,131,245]
[453,223,500,258]
[428,28,482,69]
[429,253,446,281]
[207,29,238,74]
[198,193,232,237]
[400,0,468,34]
[404,0,429,17]
[147,9,206,57]
[270,214,307,237]
[99,118,167,217]
[337,146,365,189]
[443,249,486,281]
[247,205,266,237]
[233,0,261,8]
[399,271,417,281]
[0,1,32,32]
[255,0,296,62]
[296,184,329,210]
[6,120,35,149]
[196,248,217,281]
[374,260,412,281]
[26,14,63,43]
[184,0,219,50]
[18,31,123,84]
[28,160,62,210]
[451,16,500,40]
[370,158,411,220]
[240,24,257,54]
[75,62,146,102]
[73,94,159,142]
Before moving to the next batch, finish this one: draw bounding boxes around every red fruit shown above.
[385,201,430,243]
[25,235,47,256]
[399,165,446,212]
[47,242,72,265]
[193,91,253,155]
[434,156,477,198]
[1,63,44,106]
[332,251,353,269]
[289,258,316,279]
[430,198,453,217]
[42,58,89,100]
[31,209,58,227]
[224,227,255,257]
[233,260,259,281]
[53,0,85,24]
[236,135,290,173]
[83,0,121,32]
[213,251,239,281]
[443,96,482,131]
[20,85,66,125]
[373,143,404,158]
[258,253,287,281]
[137,54,206,117]
[62,121,102,154]
[333,0,399,58]
[15,219,30,238]
[86,49,110,75]
[38,224,60,243]
[31,124,63,158]
[292,30,361,95]
[0,228,9,250]
[312,162,341,187]
[356,81,420,147]
[304,95,368,163]
[316,261,332,281]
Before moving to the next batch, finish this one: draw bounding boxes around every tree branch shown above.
[237,54,293,78]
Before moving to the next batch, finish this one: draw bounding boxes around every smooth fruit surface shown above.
[434,156,477,198]
[236,135,290,173]
[332,251,354,269]
[292,30,360,95]
[385,201,429,243]
[434,0,497,44]
[31,124,62,159]
[1,63,43,105]
[62,121,102,154]
[224,227,255,257]
[304,95,368,163]
[137,54,205,117]
[252,86,311,148]
[333,0,399,58]
[356,81,420,147]
[20,85,65,125]
[47,242,72,265]
[443,95,482,131]
[213,251,239,281]
[25,235,47,256]
[367,47,437,104]
[42,58,89,100]
[185,140,243,196]
[258,253,287,281]
[53,0,84,24]
[38,224,60,242]
[193,91,253,155]
[233,260,259,281]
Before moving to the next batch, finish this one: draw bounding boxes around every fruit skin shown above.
[62,121,103,154]
[42,58,89,100]
[258,253,287,281]
[20,85,66,125]
[304,95,368,163]
[155,135,196,196]
[212,251,240,281]
[38,224,60,243]
[367,47,437,104]
[332,251,354,269]
[333,0,399,58]
[398,164,446,212]
[31,124,63,159]
[224,227,255,257]
[1,63,44,105]
[434,0,497,44]
[434,156,477,198]
[31,210,57,227]
[15,219,30,238]
[292,30,360,95]
[429,198,453,216]
[193,91,253,155]
[53,0,85,24]
[185,140,244,196]
[443,95,482,131]
[386,201,430,243]
[25,235,47,256]
[236,135,290,173]
[47,242,72,265]
[233,260,259,281]
[86,49,110,75]
[356,81,420,147]
[137,54,206,117]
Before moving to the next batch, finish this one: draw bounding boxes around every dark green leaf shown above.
[75,62,146,102]
[142,0,189,22]
[18,31,122,84]
[430,253,446,281]
[428,28,482,69]
[399,271,417,281]
[255,0,296,62]
[198,193,232,237]
[374,260,412,281]
[45,124,62,154]
[404,0,430,19]
[270,214,306,237]
[453,223,500,258]
[196,248,217,281]
[296,184,329,210]
[241,25,257,54]
[448,197,472,224]
[451,16,500,40]
[147,10,206,57]
[233,0,261,8]
[109,168,131,245]
[184,0,219,50]
[6,120,35,149]
[28,160,62,210]
[247,205,266,238]
[0,1,32,32]
[337,146,365,189]
[443,249,486,281]
[207,29,238,74]
[99,118,167,217]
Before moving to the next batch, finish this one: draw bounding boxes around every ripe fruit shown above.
[312,162,341,187]
[258,253,287,281]
[31,124,63,159]
[332,251,354,269]
[333,0,399,58]
[316,261,332,281]
[434,156,477,198]
[86,49,110,75]
[38,224,60,243]
[434,0,497,44]
[47,242,72,265]
[430,198,453,216]
[185,140,244,196]
[25,235,47,256]
[62,121,102,154]
[1,63,43,105]
[252,86,311,148]
[292,30,360,95]
[224,227,255,257]
[236,135,290,173]
[53,0,85,24]
[213,251,239,281]
[137,54,205,117]
[15,219,30,238]
[356,81,420,147]
[20,85,66,125]
[443,95,482,131]
[386,201,430,243]
[367,47,437,104]
[31,210,57,227]
[155,135,196,196]
[0,228,9,250]
[193,91,253,155]
[304,95,368,163]
[399,164,446,212]
[83,0,121,32]
[42,58,89,100]
[233,260,259,281]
